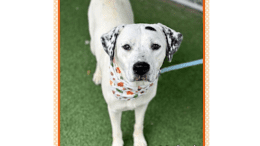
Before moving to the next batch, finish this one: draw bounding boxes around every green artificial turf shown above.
[60,0,203,145]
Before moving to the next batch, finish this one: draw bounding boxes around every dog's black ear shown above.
[157,23,183,62]
[101,25,125,61]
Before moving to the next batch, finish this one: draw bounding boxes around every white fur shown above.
[88,0,171,146]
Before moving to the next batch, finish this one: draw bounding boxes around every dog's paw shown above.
[134,134,147,146]
[112,137,124,146]
[93,71,102,85]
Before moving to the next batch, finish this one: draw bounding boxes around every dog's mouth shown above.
[133,74,150,82]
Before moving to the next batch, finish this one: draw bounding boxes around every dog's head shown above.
[101,23,183,82]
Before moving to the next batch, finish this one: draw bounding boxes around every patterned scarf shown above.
[109,61,160,101]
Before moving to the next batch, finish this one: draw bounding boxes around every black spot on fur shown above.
[145,26,156,31]
[101,37,108,52]
[178,33,183,39]
[172,37,178,46]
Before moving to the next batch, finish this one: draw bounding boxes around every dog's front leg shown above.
[133,104,148,146]
[108,106,124,146]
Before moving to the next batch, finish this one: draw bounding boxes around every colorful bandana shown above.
[109,61,160,101]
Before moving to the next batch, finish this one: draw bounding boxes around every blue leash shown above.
[160,59,203,74]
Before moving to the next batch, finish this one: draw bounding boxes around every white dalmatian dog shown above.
[88,0,183,145]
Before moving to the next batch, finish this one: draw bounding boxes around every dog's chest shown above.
[104,85,157,112]
[109,97,151,111]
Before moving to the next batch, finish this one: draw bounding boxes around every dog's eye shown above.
[151,44,161,50]
[122,44,131,51]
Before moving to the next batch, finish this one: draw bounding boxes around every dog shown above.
[88,0,183,145]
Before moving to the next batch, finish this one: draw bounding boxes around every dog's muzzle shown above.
[133,62,150,81]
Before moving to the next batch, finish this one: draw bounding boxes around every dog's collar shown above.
[109,61,160,101]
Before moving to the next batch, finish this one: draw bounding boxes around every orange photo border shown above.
[53,0,210,145]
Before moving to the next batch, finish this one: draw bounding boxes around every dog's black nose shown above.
[133,62,150,76]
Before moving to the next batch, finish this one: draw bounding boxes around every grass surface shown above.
[61,0,203,145]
